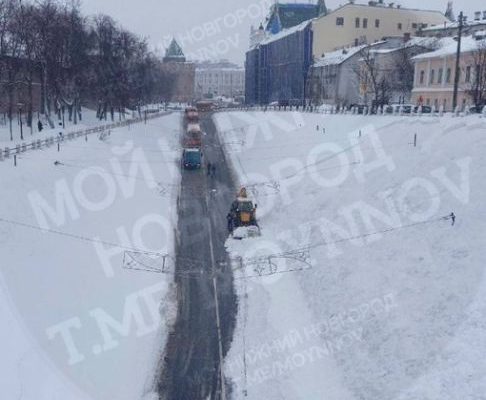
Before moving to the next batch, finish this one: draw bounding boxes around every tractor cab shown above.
[230,188,258,227]
[231,198,256,225]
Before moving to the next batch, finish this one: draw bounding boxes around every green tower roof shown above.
[164,39,186,62]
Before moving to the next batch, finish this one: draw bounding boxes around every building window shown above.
[336,17,344,26]
[438,68,443,84]
[446,68,452,83]
[375,19,380,28]
[430,69,435,84]
[465,66,471,83]
[398,23,402,30]
[420,70,425,84]
[355,17,360,28]
[412,23,418,29]
[363,18,368,28]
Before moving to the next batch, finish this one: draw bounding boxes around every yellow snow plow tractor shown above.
[228,188,260,238]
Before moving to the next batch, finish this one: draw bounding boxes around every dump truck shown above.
[187,122,201,134]
[184,123,203,148]
[228,187,260,238]
[185,107,199,122]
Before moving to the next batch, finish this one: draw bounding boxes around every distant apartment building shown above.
[194,61,244,99]
[411,36,486,111]
[312,2,448,57]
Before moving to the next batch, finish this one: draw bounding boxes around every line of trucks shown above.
[182,106,259,238]
[182,107,203,169]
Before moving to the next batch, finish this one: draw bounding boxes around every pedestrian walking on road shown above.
[211,163,216,177]
[207,162,212,176]
[227,213,234,235]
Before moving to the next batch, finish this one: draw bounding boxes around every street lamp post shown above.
[452,11,465,111]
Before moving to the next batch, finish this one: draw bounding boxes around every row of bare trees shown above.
[0,0,175,135]
[356,46,423,108]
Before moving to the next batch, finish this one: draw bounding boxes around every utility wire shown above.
[56,162,179,187]
[292,214,455,254]
[0,217,144,252]
[0,213,455,278]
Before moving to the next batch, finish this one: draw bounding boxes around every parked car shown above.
[414,105,432,114]
[348,104,367,114]
[386,104,414,114]
[469,105,485,114]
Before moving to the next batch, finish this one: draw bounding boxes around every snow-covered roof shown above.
[196,67,244,72]
[259,19,313,46]
[313,41,389,67]
[412,36,486,60]
[422,19,486,32]
[404,36,441,49]
[370,37,440,55]
[313,45,366,67]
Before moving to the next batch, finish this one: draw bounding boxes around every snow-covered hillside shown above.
[0,113,181,399]
[215,111,486,399]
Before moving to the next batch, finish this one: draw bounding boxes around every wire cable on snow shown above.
[0,213,456,278]
[0,217,149,253]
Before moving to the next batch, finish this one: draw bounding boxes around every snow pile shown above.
[0,113,181,399]
[232,226,261,240]
[216,111,486,399]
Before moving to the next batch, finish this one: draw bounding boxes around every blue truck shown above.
[182,148,203,170]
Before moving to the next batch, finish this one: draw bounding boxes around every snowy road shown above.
[158,113,237,400]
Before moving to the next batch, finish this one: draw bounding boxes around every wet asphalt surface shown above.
[157,112,238,400]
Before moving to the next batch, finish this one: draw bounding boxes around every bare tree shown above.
[354,46,392,108]
[392,47,415,100]
[0,0,23,137]
[466,41,486,109]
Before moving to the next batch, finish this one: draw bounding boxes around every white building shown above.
[194,61,245,99]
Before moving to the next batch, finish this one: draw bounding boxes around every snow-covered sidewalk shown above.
[0,113,182,399]
[216,111,486,399]
[0,107,161,150]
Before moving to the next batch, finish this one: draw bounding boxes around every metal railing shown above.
[0,110,171,162]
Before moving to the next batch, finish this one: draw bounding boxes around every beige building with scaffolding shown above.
[312,2,449,57]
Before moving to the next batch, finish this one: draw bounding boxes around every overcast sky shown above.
[80,0,485,64]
